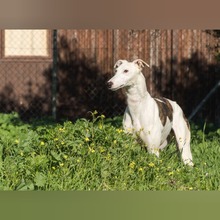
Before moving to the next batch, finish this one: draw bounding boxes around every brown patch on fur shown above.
[154,97,173,126]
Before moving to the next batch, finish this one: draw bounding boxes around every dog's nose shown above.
[107,81,113,89]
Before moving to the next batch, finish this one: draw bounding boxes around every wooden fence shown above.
[0,29,219,123]
[56,29,220,122]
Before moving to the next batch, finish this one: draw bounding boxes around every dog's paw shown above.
[183,159,194,167]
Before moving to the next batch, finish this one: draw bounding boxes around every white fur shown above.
[107,59,193,166]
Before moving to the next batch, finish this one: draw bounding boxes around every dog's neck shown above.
[124,72,150,105]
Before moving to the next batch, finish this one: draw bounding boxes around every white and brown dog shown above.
[107,59,193,166]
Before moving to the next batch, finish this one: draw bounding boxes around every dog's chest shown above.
[127,104,142,130]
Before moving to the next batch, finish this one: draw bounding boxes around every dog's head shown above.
[107,59,150,91]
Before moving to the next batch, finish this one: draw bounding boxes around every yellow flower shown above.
[54,138,59,141]
[59,163,64,167]
[40,141,45,146]
[113,140,117,144]
[15,139,19,144]
[85,137,90,142]
[61,141,65,145]
[99,146,105,153]
[20,151,24,156]
[59,127,65,132]
[101,114,105,119]
[76,159,81,163]
[138,167,143,172]
[93,110,98,115]
[52,166,56,170]
[148,162,155,167]
[124,128,134,133]
[168,171,174,176]
[88,147,95,153]
[116,129,123,133]
[129,161,136,169]
[99,124,103,130]
[189,187,193,190]
[63,155,68,159]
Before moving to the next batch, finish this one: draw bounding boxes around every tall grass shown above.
[0,112,219,190]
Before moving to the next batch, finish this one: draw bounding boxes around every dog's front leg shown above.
[140,129,162,157]
[123,107,133,134]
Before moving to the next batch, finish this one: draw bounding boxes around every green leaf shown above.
[51,150,61,161]
[16,179,35,191]
[34,172,46,187]
[16,180,27,191]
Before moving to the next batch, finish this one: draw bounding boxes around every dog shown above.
[107,59,193,166]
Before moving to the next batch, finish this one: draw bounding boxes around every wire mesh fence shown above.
[0,29,219,123]
[0,30,53,119]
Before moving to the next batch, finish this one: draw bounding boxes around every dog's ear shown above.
[133,59,150,70]
[114,60,123,69]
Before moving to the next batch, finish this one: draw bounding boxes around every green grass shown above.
[0,111,219,190]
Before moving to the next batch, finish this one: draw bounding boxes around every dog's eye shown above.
[124,69,129,73]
